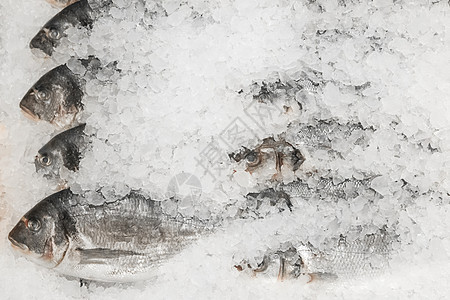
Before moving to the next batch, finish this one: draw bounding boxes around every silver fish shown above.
[278,176,378,201]
[289,120,373,152]
[20,57,105,126]
[8,189,210,282]
[236,230,396,281]
[35,124,89,178]
[30,0,94,56]
[20,64,83,126]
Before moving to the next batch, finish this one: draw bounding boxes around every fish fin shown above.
[76,248,143,264]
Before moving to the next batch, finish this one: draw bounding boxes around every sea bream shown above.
[19,57,107,127]
[46,0,79,8]
[35,124,89,179]
[8,189,210,282]
[30,0,94,56]
[236,229,396,281]
[20,64,83,126]
[229,137,305,181]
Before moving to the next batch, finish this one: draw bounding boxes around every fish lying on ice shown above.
[8,189,211,282]
[236,229,396,281]
[35,124,89,179]
[46,0,79,8]
[30,0,94,56]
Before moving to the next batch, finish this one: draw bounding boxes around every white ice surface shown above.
[1,0,450,299]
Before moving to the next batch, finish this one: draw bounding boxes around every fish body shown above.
[8,189,210,282]
[237,230,395,281]
[278,176,378,201]
[30,0,93,56]
[35,124,89,178]
[287,120,373,159]
[46,0,79,8]
[20,64,83,126]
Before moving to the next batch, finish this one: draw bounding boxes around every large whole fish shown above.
[8,189,210,282]
[35,124,89,178]
[236,230,395,281]
[30,0,94,56]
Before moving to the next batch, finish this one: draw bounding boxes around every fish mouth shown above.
[8,235,29,252]
[30,47,49,58]
[19,103,40,122]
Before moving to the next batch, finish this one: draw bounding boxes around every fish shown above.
[235,176,378,220]
[46,0,79,8]
[30,0,94,56]
[8,189,210,282]
[19,64,83,126]
[288,120,373,154]
[229,137,305,180]
[35,124,89,178]
[278,176,379,201]
[236,229,396,281]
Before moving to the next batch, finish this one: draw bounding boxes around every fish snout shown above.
[8,231,29,252]
[29,32,54,56]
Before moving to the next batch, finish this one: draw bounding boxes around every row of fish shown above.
[9,0,395,284]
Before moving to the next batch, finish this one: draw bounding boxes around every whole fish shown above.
[35,124,89,178]
[236,230,395,281]
[20,64,83,126]
[30,0,94,56]
[8,189,210,282]
[235,176,378,220]
[46,0,79,8]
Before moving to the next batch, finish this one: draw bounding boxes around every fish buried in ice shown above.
[30,0,94,56]
[20,64,83,126]
[287,120,374,159]
[234,176,378,220]
[35,124,89,178]
[236,230,395,281]
[8,189,209,282]
[46,0,79,8]
[229,137,305,180]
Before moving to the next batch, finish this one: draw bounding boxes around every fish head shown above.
[230,138,305,180]
[35,143,64,178]
[30,0,92,56]
[20,65,82,126]
[8,193,72,268]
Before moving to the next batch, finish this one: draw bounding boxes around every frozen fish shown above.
[35,124,89,178]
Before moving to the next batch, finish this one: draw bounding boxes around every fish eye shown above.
[27,218,41,232]
[245,151,261,167]
[35,90,50,102]
[39,154,52,166]
[48,28,61,40]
